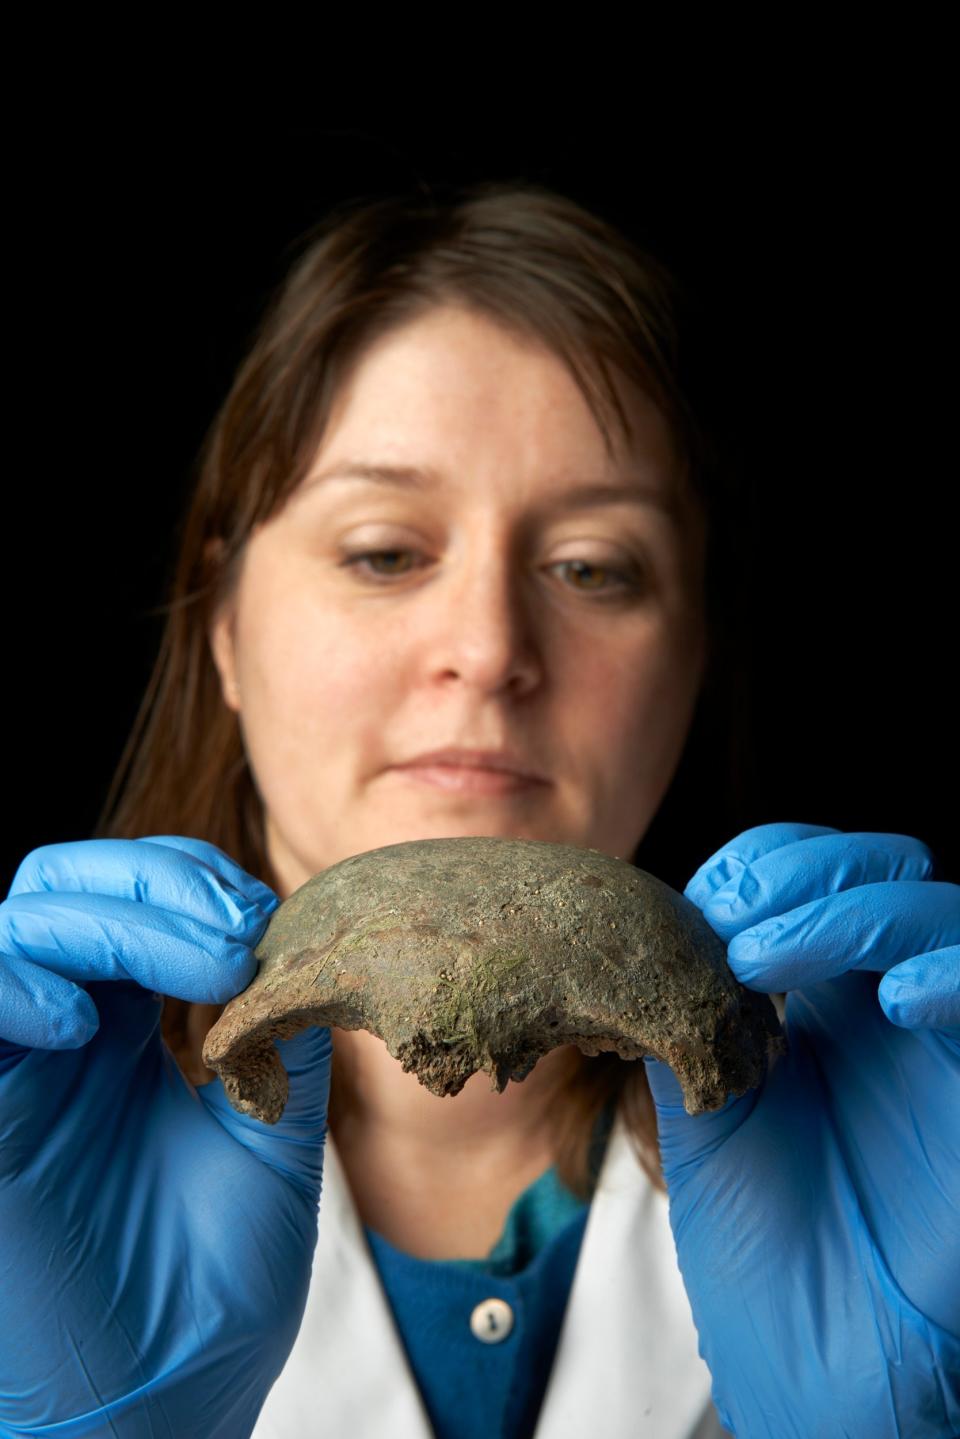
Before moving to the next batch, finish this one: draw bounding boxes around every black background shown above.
[3,108,955,897]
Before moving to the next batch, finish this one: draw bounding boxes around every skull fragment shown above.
[202,836,785,1124]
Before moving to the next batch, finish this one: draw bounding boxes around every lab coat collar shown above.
[253,1108,723,1437]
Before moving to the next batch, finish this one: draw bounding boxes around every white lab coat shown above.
[252,1107,730,1437]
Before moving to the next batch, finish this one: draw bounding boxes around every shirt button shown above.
[470,1297,514,1344]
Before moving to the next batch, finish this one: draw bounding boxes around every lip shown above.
[392,765,543,795]
[393,748,547,782]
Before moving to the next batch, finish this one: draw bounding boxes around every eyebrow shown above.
[300,461,681,517]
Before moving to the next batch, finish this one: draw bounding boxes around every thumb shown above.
[198,1026,332,1195]
[643,1056,759,1178]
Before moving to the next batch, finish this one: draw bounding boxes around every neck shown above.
[328,1027,580,1170]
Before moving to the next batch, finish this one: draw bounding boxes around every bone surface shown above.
[202,836,785,1123]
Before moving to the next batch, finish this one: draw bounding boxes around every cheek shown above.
[233,567,384,747]
[583,611,691,697]
[576,617,703,758]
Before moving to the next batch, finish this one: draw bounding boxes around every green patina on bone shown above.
[202,835,786,1124]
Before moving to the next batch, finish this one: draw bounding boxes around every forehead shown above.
[319,304,681,485]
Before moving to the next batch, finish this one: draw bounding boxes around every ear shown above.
[205,538,241,713]
[208,601,241,713]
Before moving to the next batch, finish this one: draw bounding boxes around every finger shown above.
[642,1056,761,1168]
[725,881,960,991]
[198,1026,333,1194]
[6,838,277,939]
[0,952,100,1048]
[700,831,937,941]
[684,822,841,910]
[0,891,258,1003]
[878,948,960,1034]
[137,835,280,916]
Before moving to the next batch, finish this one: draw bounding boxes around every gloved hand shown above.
[643,822,960,1439]
[0,836,332,1438]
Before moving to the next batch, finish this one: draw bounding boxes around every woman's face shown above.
[209,304,708,899]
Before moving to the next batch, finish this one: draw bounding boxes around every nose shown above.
[421,531,544,698]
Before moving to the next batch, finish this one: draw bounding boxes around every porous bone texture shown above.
[202,836,785,1123]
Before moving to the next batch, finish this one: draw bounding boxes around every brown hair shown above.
[93,178,741,1201]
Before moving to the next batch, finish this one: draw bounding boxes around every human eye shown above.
[337,547,422,581]
[337,548,647,597]
[551,558,647,598]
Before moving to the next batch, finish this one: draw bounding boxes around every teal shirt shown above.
[440,1161,589,1276]
[363,1102,615,1438]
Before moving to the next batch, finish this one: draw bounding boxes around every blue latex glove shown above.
[643,822,960,1439]
[0,837,332,1438]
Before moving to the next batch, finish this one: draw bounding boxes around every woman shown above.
[0,181,956,1438]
